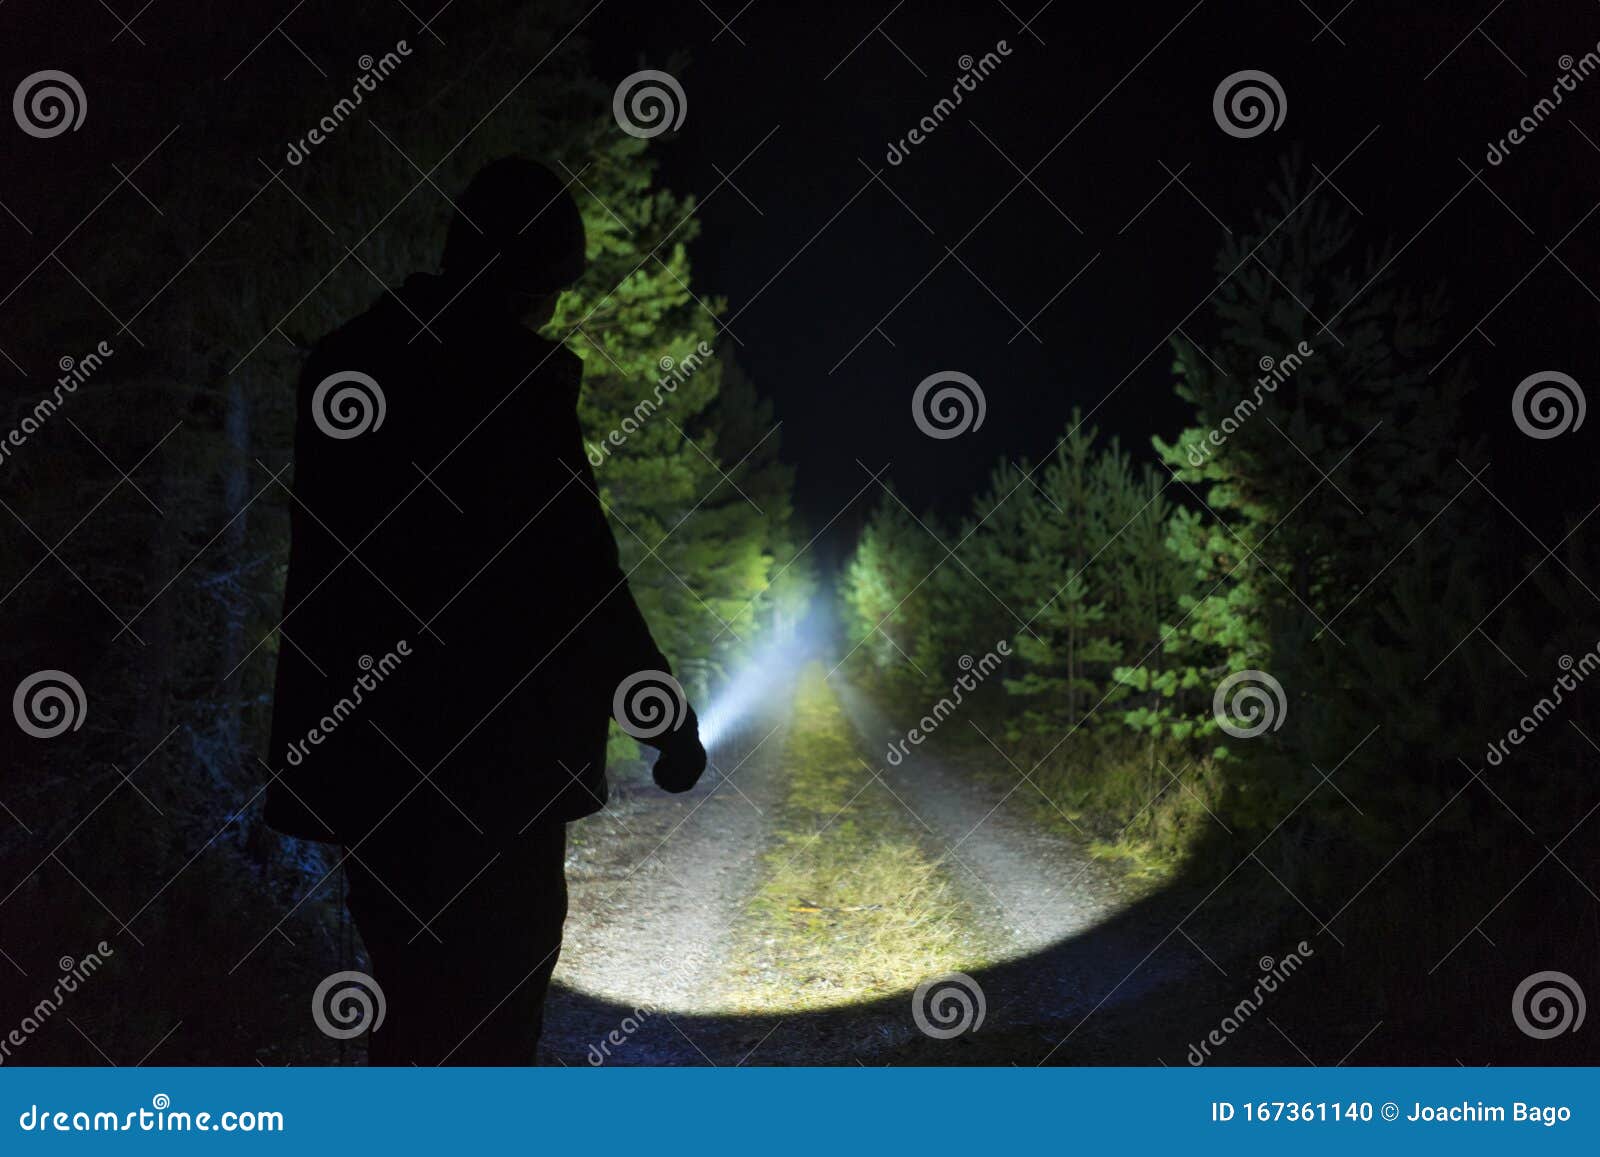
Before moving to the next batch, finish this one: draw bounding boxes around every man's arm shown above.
[535,351,706,789]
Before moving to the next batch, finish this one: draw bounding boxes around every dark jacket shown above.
[263,274,668,843]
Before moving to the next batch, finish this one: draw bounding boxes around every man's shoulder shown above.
[297,293,404,386]
[505,329,583,381]
[296,280,583,401]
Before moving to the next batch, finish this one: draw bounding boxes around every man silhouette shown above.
[264,157,707,1064]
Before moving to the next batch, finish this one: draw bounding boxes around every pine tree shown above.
[1142,157,1481,826]
[1002,416,1119,735]
[841,492,939,683]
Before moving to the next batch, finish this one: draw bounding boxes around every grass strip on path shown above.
[725,664,981,1014]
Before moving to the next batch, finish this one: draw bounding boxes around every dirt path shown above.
[540,670,1207,1065]
[833,681,1134,961]
[830,680,1210,1055]
[539,698,794,1066]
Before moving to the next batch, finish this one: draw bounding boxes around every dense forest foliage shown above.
[0,0,808,1060]
[840,162,1600,1001]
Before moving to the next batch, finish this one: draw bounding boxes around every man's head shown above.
[442,157,586,328]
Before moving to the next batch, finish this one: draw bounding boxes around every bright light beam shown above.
[695,631,807,751]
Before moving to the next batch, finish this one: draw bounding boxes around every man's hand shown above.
[651,705,707,793]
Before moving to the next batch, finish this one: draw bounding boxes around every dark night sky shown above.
[5,0,1596,549]
[588,0,1598,551]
